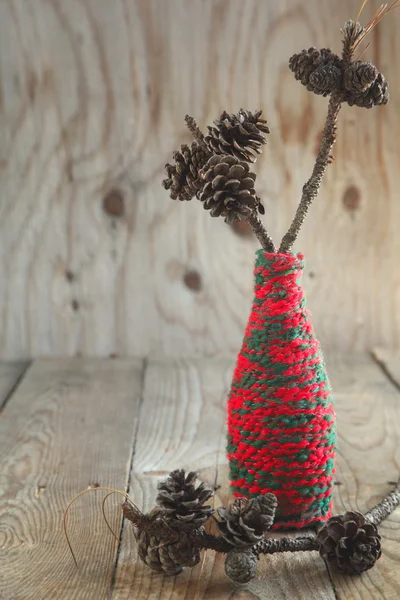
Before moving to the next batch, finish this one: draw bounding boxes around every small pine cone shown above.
[162,142,210,201]
[343,72,389,109]
[317,511,382,575]
[289,47,341,89]
[199,155,264,224]
[156,470,214,531]
[205,109,269,163]
[135,527,200,576]
[341,20,364,58]
[343,61,379,93]
[225,549,258,584]
[308,65,342,96]
[216,494,277,547]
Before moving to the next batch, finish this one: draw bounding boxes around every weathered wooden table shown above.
[1,351,399,600]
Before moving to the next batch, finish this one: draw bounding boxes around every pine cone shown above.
[225,549,258,584]
[205,109,269,163]
[343,71,389,109]
[216,494,277,547]
[156,470,214,531]
[199,154,264,224]
[343,61,379,93]
[135,525,200,575]
[122,501,201,575]
[317,511,382,575]
[341,20,364,59]
[162,142,210,201]
[289,47,342,90]
[309,65,342,96]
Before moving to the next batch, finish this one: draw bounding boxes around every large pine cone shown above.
[289,47,342,93]
[216,494,277,547]
[205,109,269,163]
[317,511,382,575]
[135,525,200,575]
[199,154,264,224]
[162,142,210,201]
[156,470,214,531]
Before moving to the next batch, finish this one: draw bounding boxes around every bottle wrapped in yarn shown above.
[227,251,336,529]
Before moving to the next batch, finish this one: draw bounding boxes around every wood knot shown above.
[65,270,75,282]
[183,270,202,292]
[103,189,125,217]
[342,185,361,212]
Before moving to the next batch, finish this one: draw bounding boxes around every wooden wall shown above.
[0,0,399,360]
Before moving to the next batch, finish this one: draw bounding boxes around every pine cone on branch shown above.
[135,526,200,575]
[225,548,258,583]
[162,142,210,201]
[199,154,264,224]
[343,61,379,93]
[289,47,342,92]
[216,494,277,547]
[309,65,343,96]
[205,109,269,163]
[317,511,382,575]
[122,504,201,576]
[343,71,389,109]
[156,470,214,531]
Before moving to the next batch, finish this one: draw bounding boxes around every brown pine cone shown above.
[343,71,389,109]
[135,525,200,576]
[162,142,210,201]
[289,47,342,89]
[341,20,364,62]
[156,470,214,531]
[205,109,269,163]
[309,65,342,96]
[343,61,379,93]
[199,154,264,224]
[225,548,258,584]
[216,494,277,547]
[317,511,382,575]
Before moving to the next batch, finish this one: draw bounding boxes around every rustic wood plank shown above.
[372,347,400,392]
[326,353,400,600]
[0,361,30,410]
[1,0,400,360]
[111,358,336,600]
[0,358,144,600]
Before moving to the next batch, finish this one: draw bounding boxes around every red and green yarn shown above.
[227,250,336,529]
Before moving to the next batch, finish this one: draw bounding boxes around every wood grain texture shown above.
[0,358,144,600]
[0,361,29,410]
[327,353,400,600]
[111,358,336,600]
[0,0,399,359]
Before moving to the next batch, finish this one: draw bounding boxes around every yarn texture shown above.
[227,251,336,529]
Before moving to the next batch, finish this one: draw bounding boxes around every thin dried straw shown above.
[353,1,400,51]
[355,41,371,61]
[101,491,124,544]
[63,487,141,568]
[356,0,370,22]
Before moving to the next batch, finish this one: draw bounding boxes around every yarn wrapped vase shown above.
[227,250,336,529]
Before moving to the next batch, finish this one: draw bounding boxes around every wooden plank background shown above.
[0,0,399,360]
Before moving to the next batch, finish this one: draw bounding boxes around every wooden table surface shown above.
[1,350,400,600]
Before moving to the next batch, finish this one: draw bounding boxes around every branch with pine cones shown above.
[121,469,400,583]
[162,3,397,253]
